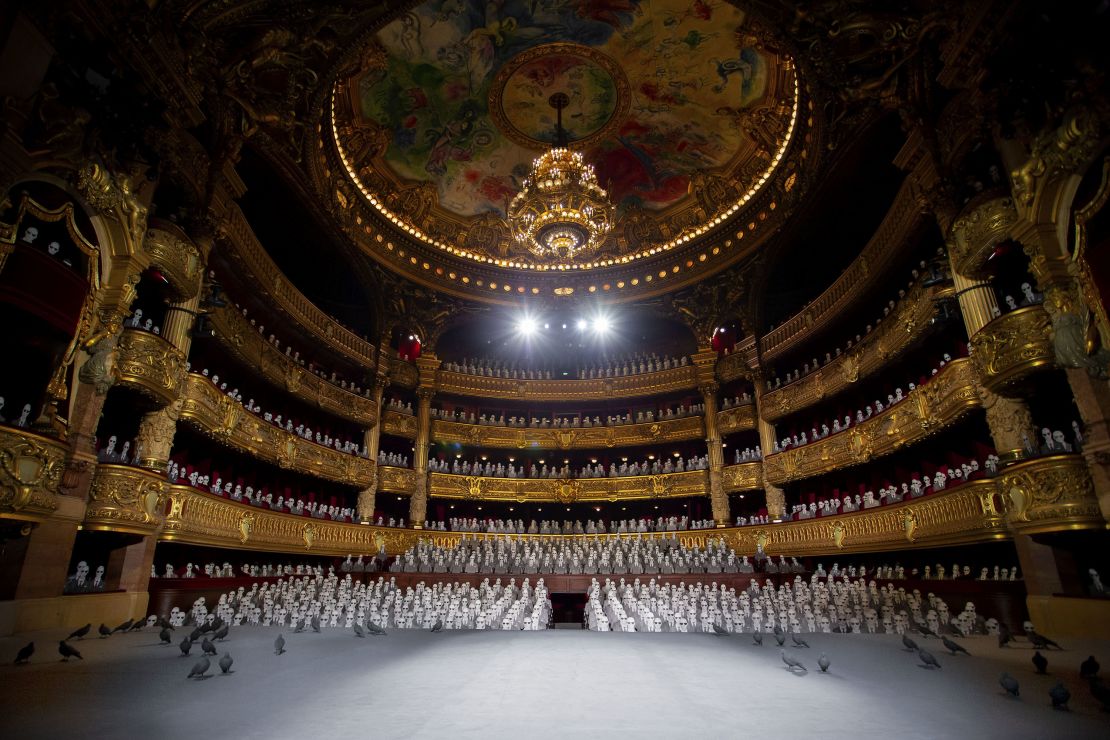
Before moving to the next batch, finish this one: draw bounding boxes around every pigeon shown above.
[712,623,729,636]
[127,619,144,632]
[430,618,443,633]
[201,638,217,656]
[942,637,969,656]
[774,632,786,646]
[817,653,830,673]
[188,627,203,642]
[1049,682,1070,710]
[179,637,192,656]
[918,649,941,669]
[1090,677,1110,711]
[366,621,386,636]
[219,653,234,674]
[1080,655,1100,679]
[791,634,809,648]
[293,618,306,634]
[199,621,215,634]
[159,627,172,644]
[915,621,937,638]
[112,619,133,634]
[187,657,210,678]
[213,624,229,641]
[948,622,967,638]
[781,650,806,672]
[752,632,763,646]
[156,617,173,630]
[998,622,1014,648]
[353,623,365,638]
[1000,672,1020,697]
[14,642,34,664]
[311,615,321,633]
[773,625,784,637]
[58,641,83,661]
[98,623,112,638]
[1032,651,1048,675]
[68,623,91,640]
[274,634,286,655]
[1029,631,1062,650]
[902,634,919,652]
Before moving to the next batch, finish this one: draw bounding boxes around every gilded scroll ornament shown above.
[0,428,65,519]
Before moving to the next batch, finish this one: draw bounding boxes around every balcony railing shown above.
[114,329,186,406]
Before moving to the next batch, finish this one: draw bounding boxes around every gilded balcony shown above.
[382,410,418,439]
[947,196,1018,279]
[208,306,378,426]
[377,465,418,494]
[388,356,419,389]
[429,415,705,450]
[428,469,708,503]
[716,403,756,435]
[179,373,374,487]
[434,364,699,401]
[85,463,166,535]
[761,281,950,423]
[970,305,1055,395]
[998,454,1103,535]
[722,461,763,493]
[114,328,186,406]
[0,425,66,523]
[762,359,981,485]
[143,224,203,300]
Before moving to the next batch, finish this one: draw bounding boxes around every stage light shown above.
[592,316,611,334]
[576,319,588,330]
[517,317,538,335]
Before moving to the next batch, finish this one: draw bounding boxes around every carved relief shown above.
[85,464,166,534]
[0,427,65,520]
[969,305,1055,394]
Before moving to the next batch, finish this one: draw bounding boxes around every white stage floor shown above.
[1,627,1108,739]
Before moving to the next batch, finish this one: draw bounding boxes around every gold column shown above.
[357,379,388,522]
[753,378,785,520]
[700,382,730,526]
[408,386,434,527]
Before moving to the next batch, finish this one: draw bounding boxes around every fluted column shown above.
[753,378,785,520]
[699,382,730,526]
[357,379,388,522]
[408,386,434,527]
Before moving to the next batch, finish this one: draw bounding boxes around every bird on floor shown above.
[1090,677,1110,711]
[293,618,306,634]
[14,642,34,665]
[752,632,763,646]
[902,634,918,652]
[353,623,366,638]
[1080,655,1100,679]
[67,624,91,641]
[201,638,217,656]
[1029,631,1062,650]
[188,627,203,642]
[187,657,210,679]
[1032,651,1048,675]
[431,618,444,633]
[1049,682,1070,710]
[998,622,1014,648]
[366,621,387,636]
[918,649,941,670]
[219,653,234,674]
[159,627,172,645]
[1000,672,1020,697]
[915,621,937,638]
[712,623,728,636]
[274,634,286,655]
[58,641,83,661]
[817,653,830,673]
[112,619,133,634]
[311,615,321,633]
[127,619,144,632]
[941,637,969,656]
[774,632,786,646]
[179,637,192,656]
[98,623,112,638]
[791,634,809,648]
[781,650,806,672]
[213,624,229,641]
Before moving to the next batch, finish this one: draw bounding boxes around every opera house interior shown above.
[0,0,1109,737]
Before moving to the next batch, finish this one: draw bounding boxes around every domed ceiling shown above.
[320,0,811,303]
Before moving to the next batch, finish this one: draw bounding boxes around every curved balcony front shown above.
[716,403,756,435]
[970,305,1055,396]
[429,414,706,450]
[143,224,203,301]
[428,469,708,503]
[85,463,166,535]
[762,359,981,485]
[434,364,699,402]
[998,454,1102,535]
[760,281,950,423]
[0,425,66,523]
[377,465,417,494]
[179,373,373,487]
[381,410,418,438]
[114,328,186,406]
[722,462,763,493]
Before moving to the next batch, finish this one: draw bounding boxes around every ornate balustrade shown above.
[762,359,981,485]
[760,281,950,423]
[434,364,699,401]
[759,177,928,360]
[428,469,708,503]
[969,305,1055,395]
[722,462,763,493]
[114,329,186,406]
[0,425,65,523]
[154,456,1090,557]
[208,305,377,426]
[716,403,756,435]
[381,410,417,438]
[178,373,373,487]
[85,464,166,535]
[429,414,705,450]
[218,204,377,366]
[387,356,419,389]
[143,224,203,300]
[377,465,417,494]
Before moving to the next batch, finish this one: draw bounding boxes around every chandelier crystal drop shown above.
[507,93,613,263]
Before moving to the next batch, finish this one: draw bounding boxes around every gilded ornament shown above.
[303,522,316,550]
[238,511,254,543]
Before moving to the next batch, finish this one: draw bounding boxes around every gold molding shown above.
[388,356,419,389]
[998,454,1103,534]
[0,425,65,522]
[85,463,166,535]
[179,373,373,487]
[208,305,378,426]
[762,359,981,485]
[429,415,706,450]
[948,196,1018,278]
[435,364,699,401]
[428,469,708,503]
[970,305,1055,395]
[114,328,186,406]
[722,462,763,493]
[382,410,418,439]
[761,281,948,422]
[716,404,756,436]
[142,226,203,300]
[377,465,417,494]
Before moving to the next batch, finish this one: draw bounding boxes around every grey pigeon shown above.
[773,625,784,637]
[1000,672,1020,697]
[712,623,729,636]
[1049,682,1070,710]
[998,622,1014,648]
[915,621,937,638]
[774,632,786,646]
[791,634,809,648]
[159,627,172,644]
[274,634,286,655]
[97,623,112,638]
[366,621,386,636]
[187,657,210,678]
[201,638,217,656]
[817,653,830,673]
[781,649,806,672]
[1029,631,1062,650]
[112,619,133,634]
[902,634,918,652]
[1089,677,1110,711]
[14,642,34,664]
[942,637,969,656]
[218,653,234,674]
[68,623,91,640]
[188,627,203,642]
[213,624,229,641]
[1080,655,1099,679]
[353,623,365,638]
[918,649,941,669]
[293,618,306,634]
[1032,651,1048,674]
[311,615,321,633]
[430,618,443,633]
[752,632,763,646]
[127,619,144,632]
[179,637,192,656]
[58,640,82,661]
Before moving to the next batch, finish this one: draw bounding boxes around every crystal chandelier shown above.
[508,93,613,263]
